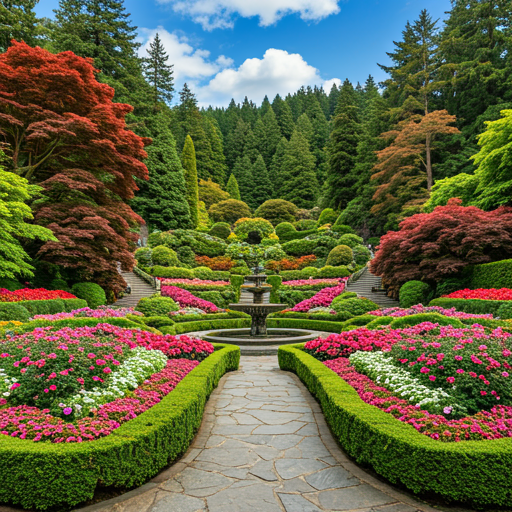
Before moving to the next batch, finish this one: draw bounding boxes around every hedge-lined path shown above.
[78,357,440,512]
[114,270,156,307]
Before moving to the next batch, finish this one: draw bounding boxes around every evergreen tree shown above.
[243,128,260,163]
[0,0,39,52]
[305,94,329,182]
[251,154,272,208]
[253,117,267,161]
[240,96,257,126]
[203,116,227,185]
[235,156,255,208]
[181,135,199,228]
[222,98,240,138]
[270,137,288,196]
[131,118,191,231]
[260,107,282,169]
[328,82,340,119]
[226,173,241,200]
[225,118,250,171]
[280,129,318,209]
[325,79,361,210]
[260,95,272,117]
[296,113,314,147]
[272,94,295,139]
[143,32,174,109]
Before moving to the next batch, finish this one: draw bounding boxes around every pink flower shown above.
[63,408,72,415]
[456,369,464,374]
[49,385,57,391]
[10,383,20,390]
[446,377,455,384]
[429,375,436,381]
[502,372,509,377]
[95,359,106,366]
[481,390,487,396]
[103,367,112,374]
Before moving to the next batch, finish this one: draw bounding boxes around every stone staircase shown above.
[114,270,157,308]
[345,267,399,308]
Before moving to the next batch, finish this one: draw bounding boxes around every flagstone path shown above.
[79,357,441,512]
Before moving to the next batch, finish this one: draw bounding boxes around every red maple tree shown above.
[0,42,150,293]
[370,198,512,296]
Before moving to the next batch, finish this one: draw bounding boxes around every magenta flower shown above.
[63,408,72,415]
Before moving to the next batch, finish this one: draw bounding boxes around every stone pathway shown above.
[79,357,440,512]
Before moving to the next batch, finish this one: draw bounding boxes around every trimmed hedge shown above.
[71,283,107,309]
[278,345,512,508]
[267,275,282,303]
[229,275,244,302]
[399,281,432,308]
[469,259,512,289]
[429,297,507,316]
[267,317,345,333]
[389,313,464,329]
[0,344,239,511]
[136,296,179,316]
[171,318,251,335]
[0,298,88,321]
[0,303,30,322]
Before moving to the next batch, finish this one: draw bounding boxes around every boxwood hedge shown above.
[430,297,508,316]
[0,344,240,511]
[278,345,512,508]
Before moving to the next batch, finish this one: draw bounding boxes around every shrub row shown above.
[160,318,251,335]
[0,298,88,322]
[280,266,351,281]
[429,297,508,316]
[151,266,230,281]
[267,317,345,333]
[0,344,239,511]
[278,345,512,508]
[468,259,512,289]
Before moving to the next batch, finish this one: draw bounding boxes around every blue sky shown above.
[35,0,452,107]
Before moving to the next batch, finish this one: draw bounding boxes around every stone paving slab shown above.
[73,356,447,512]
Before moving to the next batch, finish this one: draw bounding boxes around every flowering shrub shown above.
[282,279,339,288]
[33,306,141,321]
[0,321,22,327]
[161,285,218,313]
[265,255,316,271]
[194,255,236,270]
[0,288,77,302]
[291,278,348,312]
[443,288,512,301]
[0,325,213,442]
[159,278,230,291]
[368,304,494,319]
[325,357,512,442]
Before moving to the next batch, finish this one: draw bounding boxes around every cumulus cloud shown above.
[138,27,233,80]
[197,48,326,105]
[157,0,341,30]
[323,78,342,91]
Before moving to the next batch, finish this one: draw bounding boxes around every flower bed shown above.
[33,306,141,321]
[281,278,340,290]
[369,304,494,319]
[159,278,231,291]
[291,278,348,312]
[0,324,214,443]
[0,288,77,302]
[161,285,218,313]
[443,288,512,300]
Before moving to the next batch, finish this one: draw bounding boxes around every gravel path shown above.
[78,356,441,512]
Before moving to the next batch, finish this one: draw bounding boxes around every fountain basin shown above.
[199,328,321,346]
[229,303,287,335]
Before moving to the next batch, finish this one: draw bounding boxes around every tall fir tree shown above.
[142,32,174,109]
[280,129,318,209]
[181,135,199,228]
[260,95,272,117]
[324,79,361,209]
[235,156,255,209]
[240,96,258,126]
[226,173,241,200]
[295,113,314,147]
[270,137,288,196]
[225,118,250,171]
[304,94,329,182]
[251,154,272,208]
[260,107,282,169]
[203,116,227,185]
[0,0,39,51]
[131,117,191,230]
[272,94,295,139]
[328,83,340,119]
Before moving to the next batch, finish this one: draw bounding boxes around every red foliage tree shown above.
[370,199,512,296]
[0,42,150,293]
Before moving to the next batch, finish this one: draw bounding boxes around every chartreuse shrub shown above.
[497,302,512,319]
[352,245,371,265]
[317,208,338,226]
[0,344,239,511]
[71,283,106,309]
[267,317,346,333]
[300,266,319,277]
[0,298,88,321]
[151,246,180,267]
[331,297,379,316]
[278,346,512,509]
[399,281,432,308]
[266,275,282,303]
[282,238,317,256]
[318,266,351,278]
[136,296,179,316]
[229,275,244,301]
[326,245,353,266]
[170,318,251,335]
[152,266,194,279]
[294,219,317,231]
[337,234,363,248]
[275,222,296,239]
[234,218,274,240]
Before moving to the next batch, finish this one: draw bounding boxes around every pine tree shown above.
[304,94,329,182]
[296,113,314,147]
[260,95,272,117]
[253,117,267,161]
[143,32,174,109]
[132,118,191,231]
[272,94,295,139]
[280,129,318,208]
[235,156,255,209]
[251,154,272,208]
[226,173,241,200]
[0,0,39,52]
[181,135,199,228]
[203,116,227,185]
[270,137,288,196]
[325,79,361,210]
[240,96,257,126]
[328,83,340,119]
[261,107,282,169]
[225,118,250,171]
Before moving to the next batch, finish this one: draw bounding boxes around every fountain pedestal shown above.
[229,303,286,336]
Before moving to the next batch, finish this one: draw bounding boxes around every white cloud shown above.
[139,27,233,81]
[323,78,342,91]
[157,0,341,30]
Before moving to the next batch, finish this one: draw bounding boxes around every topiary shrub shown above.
[0,278,23,291]
[254,199,298,226]
[331,297,379,316]
[196,290,227,308]
[399,281,432,308]
[234,218,274,241]
[134,247,153,267]
[209,222,231,240]
[0,303,30,322]
[71,282,106,309]
[300,266,319,277]
[337,291,358,300]
[294,219,317,231]
[230,266,251,276]
[497,303,512,319]
[192,266,214,280]
[338,234,364,248]
[331,216,356,235]
[275,222,296,239]
[352,245,372,266]
[318,266,351,278]
[326,245,353,266]
[317,208,338,226]
[435,278,468,298]
[198,178,230,209]
[152,266,194,279]
[282,239,317,257]
[209,199,251,224]
[313,246,329,258]
[135,296,179,316]
[151,245,180,267]
[177,246,196,267]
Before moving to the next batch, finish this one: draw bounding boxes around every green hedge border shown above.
[268,317,345,333]
[0,344,240,511]
[278,345,512,508]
